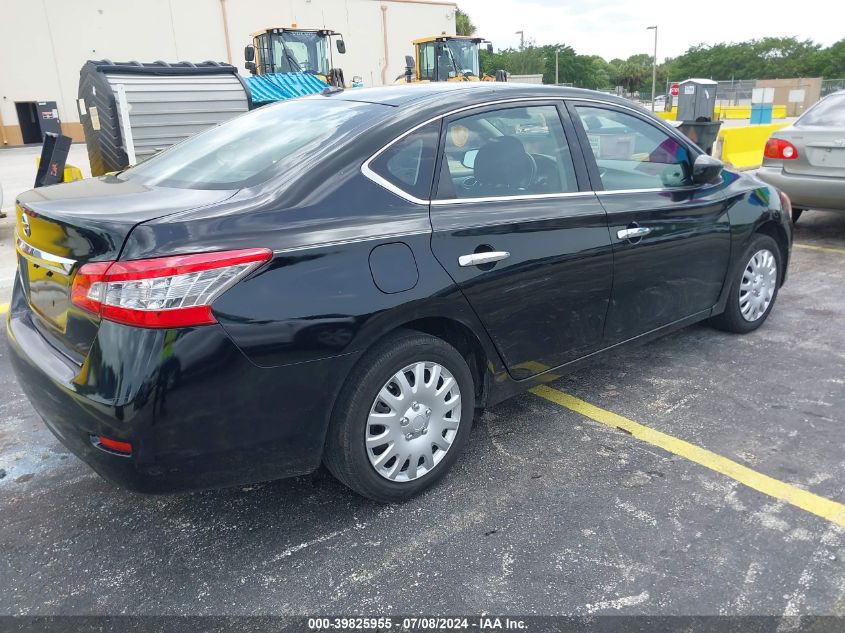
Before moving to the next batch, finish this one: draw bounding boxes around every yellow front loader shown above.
[397,36,507,83]
[245,26,348,88]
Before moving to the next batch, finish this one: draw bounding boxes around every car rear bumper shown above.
[6,277,358,493]
[756,166,845,212]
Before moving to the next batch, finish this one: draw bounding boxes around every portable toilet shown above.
[676,78,717,122]
[675,78,721,155]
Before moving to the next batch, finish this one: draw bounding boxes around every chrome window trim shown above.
[362,97,568,205]
[361,94,703,205]
[597,186,699,196]
[15,234,77,275]
[431,190,592,206]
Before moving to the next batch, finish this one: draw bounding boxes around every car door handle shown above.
[616,226,652,240]
[458,251,510,267]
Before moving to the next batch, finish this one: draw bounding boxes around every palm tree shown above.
[456,7,476,37]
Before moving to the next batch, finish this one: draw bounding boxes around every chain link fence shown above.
[821,79,845,97]
[666,79,757,106]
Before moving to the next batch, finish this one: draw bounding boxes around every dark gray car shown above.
[757,90,845,223]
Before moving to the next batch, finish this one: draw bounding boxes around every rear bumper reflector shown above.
[93,435,133,456]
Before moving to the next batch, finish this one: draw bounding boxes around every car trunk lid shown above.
[780,126,845,178]
[15,176,235,363]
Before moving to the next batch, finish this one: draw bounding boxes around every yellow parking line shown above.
[530,385,845,528]
[794,243,845,255]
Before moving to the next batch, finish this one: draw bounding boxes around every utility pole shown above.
[515,30,524,49]
[555,49,559,85]
[647,25,658,111]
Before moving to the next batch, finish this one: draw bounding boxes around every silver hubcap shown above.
[366,361,461,482]
[739,248,777,322]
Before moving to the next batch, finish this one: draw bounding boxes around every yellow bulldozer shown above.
[397,35,507,83]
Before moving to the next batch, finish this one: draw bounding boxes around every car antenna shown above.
[321,85,344,95]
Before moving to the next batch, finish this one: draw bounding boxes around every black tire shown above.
[323,330,475,502]
[709,234,782,334]
[792,208,804,224]
[327,67,345,88]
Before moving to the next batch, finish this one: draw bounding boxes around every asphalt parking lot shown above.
[1,209,844,618]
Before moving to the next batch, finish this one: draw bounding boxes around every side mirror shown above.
[486,43,494,54]
[692,153,723,185]
[404,55,415,71]
[244,45,255,62]
[461,149,478,169]
[336,39,346,54]
[245,61,257,74]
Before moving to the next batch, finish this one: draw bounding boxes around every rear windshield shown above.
[120,97,385,189]
[796,94,845,128]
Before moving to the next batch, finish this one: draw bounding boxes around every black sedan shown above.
[8,83,792,502]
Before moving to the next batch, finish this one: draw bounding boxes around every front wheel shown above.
[323,331,475,502]
[709,234,781,334]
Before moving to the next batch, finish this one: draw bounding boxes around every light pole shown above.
[647,25,658,111]
[555,49,559,85]
[515,30,524,49]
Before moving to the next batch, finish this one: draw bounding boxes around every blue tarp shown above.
[246,72,329,105]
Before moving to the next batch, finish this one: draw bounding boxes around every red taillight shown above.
[96,436,132,455]
[70,248,272,328]
[764,137,798,160]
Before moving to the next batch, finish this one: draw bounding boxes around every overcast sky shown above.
[456,0,842,61]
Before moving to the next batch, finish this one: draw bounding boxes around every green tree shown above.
[480,43,613,89]
[585,56,611,90]
[662,37,831,81]
[616,54,652,95]
[815,38,845,78]
[606,58,625,89]
[480,41,545,77]
[538,44,576,85]
[455,7,476,37]
[483,35,845,90]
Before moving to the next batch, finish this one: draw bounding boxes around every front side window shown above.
[574,106,692,190]
[369,121,440,200]
[437,105,579,199]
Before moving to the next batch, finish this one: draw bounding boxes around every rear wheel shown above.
[323,331,474,502]
[710,234,781,333]
[792,208,804,224]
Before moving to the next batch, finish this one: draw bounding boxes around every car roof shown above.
[329,81,633,109]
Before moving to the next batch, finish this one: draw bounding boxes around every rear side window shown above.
[796,94,845,127]
[121,98,384,190]
[369,121,440,201]
[436,105,579,200]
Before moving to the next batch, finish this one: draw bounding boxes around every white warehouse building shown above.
[0,0,457,146]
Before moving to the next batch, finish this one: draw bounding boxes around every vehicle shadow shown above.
[792,209,845,246]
